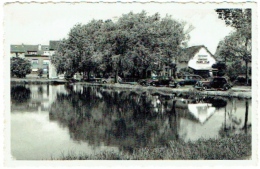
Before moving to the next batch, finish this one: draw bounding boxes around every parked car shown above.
[139,76,182,88]
[194,76,232,91]
[177,74,204,85]
[58,74,65,80]
[102,76,122,83]
[82,75,102,83]
[138,76,158,86]
[233,75,251,86]
[169,79,182,88]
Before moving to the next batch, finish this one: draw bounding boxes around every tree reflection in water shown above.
[49,85,250,153]
[219,98,251,137]
[11,85,31,104]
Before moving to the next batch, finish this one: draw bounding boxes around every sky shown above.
[3,2,236,54]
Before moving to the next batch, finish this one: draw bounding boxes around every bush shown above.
[38,68,43,78]
[225,61,251,81]
[11,57,31,78]
[178,67,193,75]
[212,61,226,76]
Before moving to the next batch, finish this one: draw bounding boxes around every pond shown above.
[10,84,251,160]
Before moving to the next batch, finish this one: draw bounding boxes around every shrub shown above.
[178,67,194,75]
[38,68,43,78]
[225,61,251,81]
[11,57,31,78]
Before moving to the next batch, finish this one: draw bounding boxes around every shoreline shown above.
[11,78,252,99]
[53,132,251,160]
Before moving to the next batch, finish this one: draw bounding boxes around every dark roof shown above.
[23,45,38,52]
[10,45,26,53]
[178,45,215,62]
[38,45,49,55]
[10,44,49,55]
[49,41,60,50]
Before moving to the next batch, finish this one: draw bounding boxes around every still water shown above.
[11,84,251,160]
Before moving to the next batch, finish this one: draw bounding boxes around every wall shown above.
[25,56,50,74]
[49,62,58,78]
[188,47,216,70]
[11,52,25,58]
[43,51,56,56]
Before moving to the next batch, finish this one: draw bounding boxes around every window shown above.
[31,59,38,64]
[28,51,37,55]
[43,60,49,65]
[43,51,50,55]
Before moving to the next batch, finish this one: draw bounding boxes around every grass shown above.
[54,133,251,160]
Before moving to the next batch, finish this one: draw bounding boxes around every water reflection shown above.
[11,85,31,104]
[11,84,251,159]
[48,85,251,152]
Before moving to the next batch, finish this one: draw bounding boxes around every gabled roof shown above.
[23,45,38,52]
[49,41,60,50]
[10,44,50,55]
[178,45,215,62]
[11,45,26,53]
[38,45,50,55]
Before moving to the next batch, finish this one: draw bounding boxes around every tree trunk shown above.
[169,100,178,140]
[245,38,250,85]
[115,69,118,83]
[87,71,91,81]
[243,100,249,133]
[245,60,249,85]
[173,68,176,79]
[142,67,149,79]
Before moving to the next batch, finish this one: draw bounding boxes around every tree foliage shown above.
[212,61,226,76]
[215,9,251,84]
[11,57,31,78]
[215,31,251,63]
[51,11,191,80]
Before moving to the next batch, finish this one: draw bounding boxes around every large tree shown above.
[215,9,251,84]
[51,11,191,81]
[112,11,191,79]
[11,57,31,78]
[51,21,104,79]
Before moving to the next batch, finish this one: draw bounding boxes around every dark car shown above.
[138,76,158,86]
[194,76,232,91]
[102,76,122,83]
[169,79,182,88]
[154,77,184,88]
[177,74,204,85]
[152,76,173,87]
[233,75,251,86]
[139,76,182,88]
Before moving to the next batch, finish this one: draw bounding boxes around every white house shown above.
[177,45,217,78]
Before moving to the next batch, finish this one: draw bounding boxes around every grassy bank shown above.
[82,83,252,99]
[55,133,251,160]
[11,78,251,99]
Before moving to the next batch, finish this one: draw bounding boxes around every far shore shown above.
[11,78,252,99]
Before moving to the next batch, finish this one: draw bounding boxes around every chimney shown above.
[38,44,41,51]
